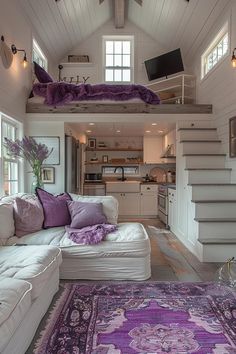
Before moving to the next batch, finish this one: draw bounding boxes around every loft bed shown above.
[27,82,212,114]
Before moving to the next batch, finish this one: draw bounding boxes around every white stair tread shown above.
[192,200,236,203]
[183,153,226,156]
[178,128,217,131]
[199,238,236,244]
[195,218,236,222]
[180,140,221,143]
[188,183,236,186]
[186,168,232,170]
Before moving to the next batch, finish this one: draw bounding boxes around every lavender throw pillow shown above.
[34,61,53,83]
[67,201,107,229]
[14,197,44,237]
[36,188,72,228]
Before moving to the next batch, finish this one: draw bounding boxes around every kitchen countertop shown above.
[84,180,176,186]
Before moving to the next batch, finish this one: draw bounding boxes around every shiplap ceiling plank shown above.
[18,0,229,67]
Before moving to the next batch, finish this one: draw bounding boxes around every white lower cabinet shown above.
[109,193,140,216]
[168,188,176,231]
[140,184,158,216]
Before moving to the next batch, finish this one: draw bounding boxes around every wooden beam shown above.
[115,0,125,28]
[26,102,213,114]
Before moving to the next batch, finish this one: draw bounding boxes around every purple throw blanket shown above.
[66,223,118,245]
[33,82,160,106]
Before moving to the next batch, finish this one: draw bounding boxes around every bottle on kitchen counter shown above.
[167,171,172,183]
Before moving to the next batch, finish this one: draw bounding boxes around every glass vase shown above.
[216,257,236,288]
[31,175,44,194]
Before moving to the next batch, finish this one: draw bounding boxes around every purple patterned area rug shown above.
[34,282,236,354]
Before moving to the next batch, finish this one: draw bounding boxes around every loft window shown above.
[201,23,229,79]
[0,115,20,196]
[103,36,134,83]
[32,39,48,70]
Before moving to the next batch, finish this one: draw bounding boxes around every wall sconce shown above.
[11,44,28,68]
[231,48,236,68]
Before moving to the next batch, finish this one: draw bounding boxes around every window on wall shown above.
[0,115,19,196]
[201,23,229,79]
[32,39,48,70]
[103,36,134,83]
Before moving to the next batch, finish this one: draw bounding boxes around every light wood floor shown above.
[120,217,221,282]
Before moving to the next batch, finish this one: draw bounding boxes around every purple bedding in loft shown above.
[33,82,160,106]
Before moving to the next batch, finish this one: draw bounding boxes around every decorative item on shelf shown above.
[88,138,96,149]
[11,43,28,68]
[4,136,53,193]
[216,257,236,287]
[68,55,89,63]
[98,141,107,148]
[231,48,236,67]
[102,155,109,163]
[41,167,55,184]
[0,36,13,69]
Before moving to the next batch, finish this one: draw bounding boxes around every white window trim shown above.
[0,113,23,196]
[33,38,48,71]
[102,35,134,83]
[201,22,229,80]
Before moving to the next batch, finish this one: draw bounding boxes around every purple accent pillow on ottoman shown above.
[67,201,107,229]
[14,197,44,237]
[36,188,72,228]
[34,61,53,83]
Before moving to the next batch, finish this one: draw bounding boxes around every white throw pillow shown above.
[0,203,15,245]
[69,194,118,224]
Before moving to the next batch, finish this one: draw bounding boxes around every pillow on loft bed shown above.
[33,61,53,83]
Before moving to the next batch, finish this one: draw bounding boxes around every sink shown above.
[106,181,140,193]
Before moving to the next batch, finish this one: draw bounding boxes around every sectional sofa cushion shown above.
[0,277,32,353]
[0,204,15,245]
[0,245,62,300]
[69,194,118,224]
[68,200,107,229]
[36,188,72,228]
[13,197,44,237]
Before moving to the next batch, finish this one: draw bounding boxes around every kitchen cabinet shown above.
[168,188,176,231]
[143,136,163,164]
[109,192,140,216]
[140,184,158,216]
[83,184,105,196]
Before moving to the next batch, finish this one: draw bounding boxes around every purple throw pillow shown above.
[14,197,44,237]
[67,201,107,229]
[36,188,72,228]
[34,61,53,83]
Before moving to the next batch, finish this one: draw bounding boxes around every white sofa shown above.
[0,245,62,354]
[0,192,150,353]
[1,193,151,281]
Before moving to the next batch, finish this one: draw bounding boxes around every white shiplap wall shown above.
[193,0,236,182]
[61,20,167,85]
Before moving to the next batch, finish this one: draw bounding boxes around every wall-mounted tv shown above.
[144,48,184,81]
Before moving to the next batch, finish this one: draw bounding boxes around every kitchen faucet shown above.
[114,166,126,181]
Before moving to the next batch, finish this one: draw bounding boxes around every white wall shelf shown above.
[60,62,94,67]
[146,74,196,104]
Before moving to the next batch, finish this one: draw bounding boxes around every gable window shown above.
[33,39,48,70]
[201,23,229,79]
[103,36,134,83]
[0,115,20,196]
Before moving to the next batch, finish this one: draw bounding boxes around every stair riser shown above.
[192,186,236,200]
[195,203,236,218]
[185,156,225,169]
[198,222,236,238]
[179,130,218,141]
[188,170,231,184]
[201,244,236,262]
[182,142,222,154]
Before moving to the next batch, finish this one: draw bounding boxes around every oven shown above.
[158,185,168,226]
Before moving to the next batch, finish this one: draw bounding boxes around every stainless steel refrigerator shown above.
[65,135,85,194]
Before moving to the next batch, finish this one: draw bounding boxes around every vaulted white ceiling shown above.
[19,0,231,64]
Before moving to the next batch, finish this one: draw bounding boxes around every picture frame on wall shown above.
[41,167,55,184]
[102,155,109,163]
[32,136,60,165]
[88,138,96,149]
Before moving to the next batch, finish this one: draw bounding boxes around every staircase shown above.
[177,127,236,262]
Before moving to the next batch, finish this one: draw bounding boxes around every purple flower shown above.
[4,136,53,181]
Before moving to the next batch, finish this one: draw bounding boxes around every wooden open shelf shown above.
[85,161,143,165]
[86,148,143,152]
